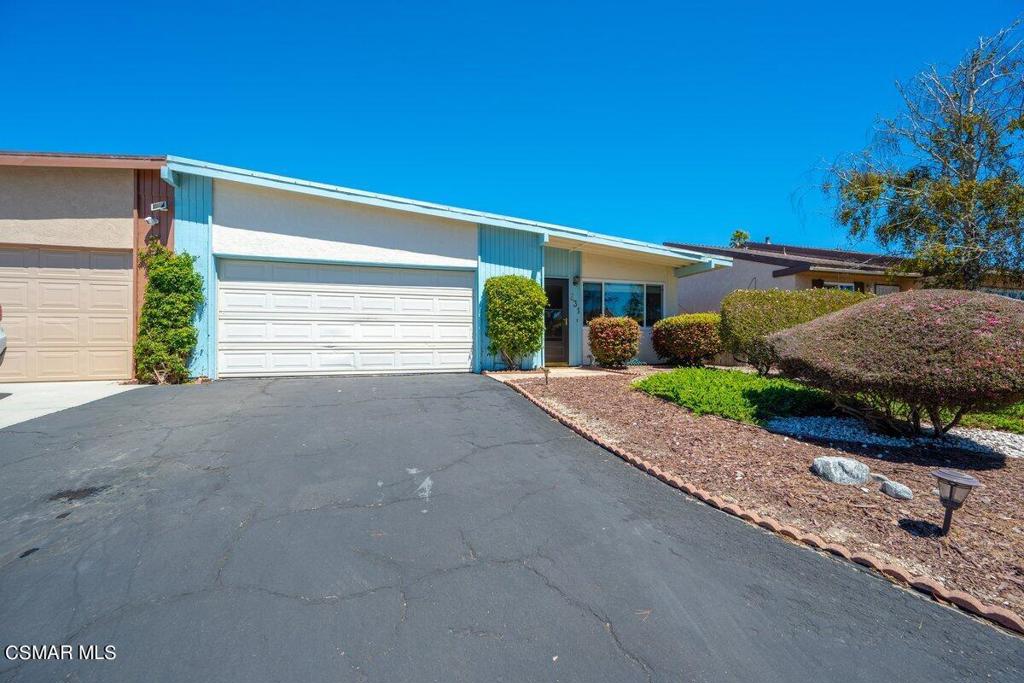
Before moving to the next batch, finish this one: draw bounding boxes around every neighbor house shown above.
[0,152,730,381]
[666,240,921,313]
[0,152,173,382]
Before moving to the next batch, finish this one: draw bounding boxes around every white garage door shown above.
[0,247,133,382]
[216,259,474,377]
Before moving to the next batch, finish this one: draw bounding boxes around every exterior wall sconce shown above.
[572,275,581,286]
[931,469,980,536]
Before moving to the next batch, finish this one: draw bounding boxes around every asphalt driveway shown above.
[0,374,1021,682]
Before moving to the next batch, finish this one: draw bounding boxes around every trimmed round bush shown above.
[720,288,872,374]
[770,289,1024,436]
[484,274,547,370]
[588,316,640,367]
[652,313,722,366]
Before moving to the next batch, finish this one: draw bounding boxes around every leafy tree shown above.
[729,229,750,248]
[484,275,547,369]
[134,241,204,383]
[826,24,1024,289]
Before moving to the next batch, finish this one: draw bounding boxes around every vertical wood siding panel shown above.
[132,169,176,360]
[173,174,215,378]
[476,225,545,371]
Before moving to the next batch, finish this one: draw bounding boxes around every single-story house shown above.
[0,152,730,380]
[165,157,729,377]
[0,152,173,382]
[667,240,923,313]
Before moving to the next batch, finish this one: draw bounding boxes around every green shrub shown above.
[770,289,1024,436]
[720,288,872,373]
[652,313,722,366]
[588,316,640,367]
[484,275,547,370]
[634,368,831,424]
[134,241,204,384]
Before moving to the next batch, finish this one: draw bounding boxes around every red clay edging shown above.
[501,378,1024,637]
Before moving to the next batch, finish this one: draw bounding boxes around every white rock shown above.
[811,456,870,485]
[881,480,913,500]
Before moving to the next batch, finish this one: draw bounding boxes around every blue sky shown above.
[1,1,1019,249]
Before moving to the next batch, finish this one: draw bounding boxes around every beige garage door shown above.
[0,247,133,382]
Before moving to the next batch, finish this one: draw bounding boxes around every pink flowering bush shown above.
[588,316,641,367]
[769,289,1024,436]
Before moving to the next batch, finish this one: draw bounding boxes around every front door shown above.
[544,278,569,365]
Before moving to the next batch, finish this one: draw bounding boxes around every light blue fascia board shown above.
[476,225,545,371]
[213,252,476,272]
[172,173,216,379]
[165,156,725,266]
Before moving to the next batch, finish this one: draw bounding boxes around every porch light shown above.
[931,469,980,536]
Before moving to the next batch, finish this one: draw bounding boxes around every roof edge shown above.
[167,156,727,266]
[0,150,166,170]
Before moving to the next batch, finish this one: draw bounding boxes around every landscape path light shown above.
[931,469,980,536]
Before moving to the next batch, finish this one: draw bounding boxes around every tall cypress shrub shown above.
[133,241,204,384]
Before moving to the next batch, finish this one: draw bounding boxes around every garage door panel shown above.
[89,282,131,310]
[217,259,473,377]
[88,317,131,344]
[0,247,132,382]
[37,317,80,345]
[38,281,81,310]
[2,315,28,344]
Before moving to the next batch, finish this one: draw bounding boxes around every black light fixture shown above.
[931,469,980,536]
[572,275,581,286]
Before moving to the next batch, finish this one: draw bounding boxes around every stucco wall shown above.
[212,180,478,269]
[0,167,134,249]
[676,259,798,313]
[581,252,679,364]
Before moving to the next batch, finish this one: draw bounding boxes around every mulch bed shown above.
[513,371,1024,616]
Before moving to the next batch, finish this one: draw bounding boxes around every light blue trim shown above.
[173,173,215,379]
[164,156,727,266]
[544,247,582,366]
[674,261,720,277]
[476,225,544,371]
[212,252,476,272]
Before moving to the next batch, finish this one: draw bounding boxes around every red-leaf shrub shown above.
[588,316,640,367]
[770,289,1024,436]
[652,313,722,366]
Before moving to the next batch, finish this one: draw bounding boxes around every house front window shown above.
[823,281,856,291]
[582,281,664,327]
[874,283,900,295]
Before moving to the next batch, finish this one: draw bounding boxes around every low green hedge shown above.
[720,288,872,373]
[651,313,722,366]
[589,316,640,367]
[634,367,831,424]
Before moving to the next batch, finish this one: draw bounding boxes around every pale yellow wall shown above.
[0,167,135,249]
[580,251,679,363]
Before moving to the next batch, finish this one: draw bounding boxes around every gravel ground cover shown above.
[513,371,1024,616]
[766,416,1024,459]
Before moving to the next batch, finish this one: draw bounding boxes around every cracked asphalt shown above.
[0,374,1021,682]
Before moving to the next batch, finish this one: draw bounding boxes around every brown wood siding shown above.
[132,169,175,354]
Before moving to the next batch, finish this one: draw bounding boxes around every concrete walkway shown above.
[0,381,140,429]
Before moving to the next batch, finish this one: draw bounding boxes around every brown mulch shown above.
[513,372,1024,616]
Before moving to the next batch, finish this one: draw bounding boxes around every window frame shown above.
[581,279,665,328]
